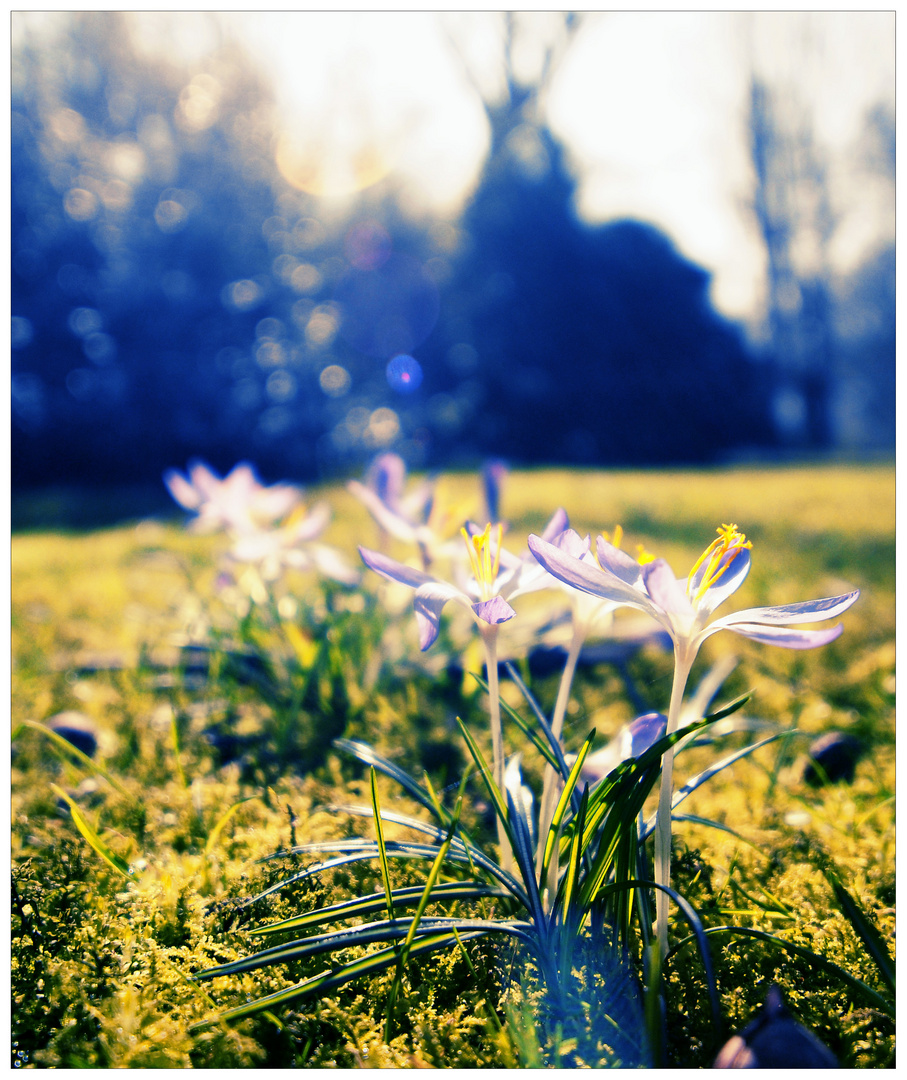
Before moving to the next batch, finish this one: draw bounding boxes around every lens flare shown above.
[386,354,423,393]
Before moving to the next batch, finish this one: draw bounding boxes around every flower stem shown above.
[535,622,586,889]
[654,643,695,959]
[480,626,512,874]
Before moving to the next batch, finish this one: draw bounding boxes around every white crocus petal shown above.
[720,622,845,649]
[642,560,694,618]
[595,535,645,587]
[359,546,435,590]
[528,534,650,610]
[413,581,474,650]
[348,480,421,543]
[712,590,861,628]
[163,469,203,510]
[309,545,361,586]
[288,502,331,542]
[692,548,751,616]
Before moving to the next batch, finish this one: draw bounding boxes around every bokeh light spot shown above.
[365,407,400,448]
[345,221,392,270]
[68,307,103,337]
[276,132,390,197]
[66,367,96,400]
[83,332,116,365]
[154,198,188,233]
[386,353,423,393]
[305,305,339,347]
[290,262,322,293]
[223,279,264,312]
[11,316,33,349]
[64,187,98,222]
[319,364,351,397]
[255,340,285,368]
[266,369,297,403]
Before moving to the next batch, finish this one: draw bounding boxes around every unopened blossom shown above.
[164,460,301,535]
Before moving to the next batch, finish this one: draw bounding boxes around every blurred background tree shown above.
[11,11,894,510]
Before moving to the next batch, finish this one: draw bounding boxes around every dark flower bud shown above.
[713,986,838,1068]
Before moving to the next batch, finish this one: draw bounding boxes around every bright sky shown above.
[218,10,894,326]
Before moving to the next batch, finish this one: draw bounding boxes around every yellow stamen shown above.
[689,523,752,601]
[461,523,502,600]
[602,524,624,550]
[601,524,656,566]
[635,544,656,565]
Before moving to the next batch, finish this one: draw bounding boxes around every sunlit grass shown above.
[11,464,894,1067]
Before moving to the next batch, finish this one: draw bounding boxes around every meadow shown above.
[11,463,895,1068]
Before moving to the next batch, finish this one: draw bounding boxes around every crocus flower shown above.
[528,522,859,957]
[164,460,301,535]
[361,507,568,877]
[347,452,456,570]
[360,508,569,651]
[528,523,859,657]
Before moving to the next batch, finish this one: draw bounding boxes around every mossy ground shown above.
[11,465,895,1067]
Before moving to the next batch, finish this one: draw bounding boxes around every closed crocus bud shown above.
[713,985,838,1068]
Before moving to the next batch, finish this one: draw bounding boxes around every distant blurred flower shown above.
[229,504,360,587]
[163,460,301,535]
[348,453,457,568]
[579,712,668,782]
[481,458,508,524]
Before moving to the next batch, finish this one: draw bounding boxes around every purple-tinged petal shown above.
[472,595,517,626]
[553,528,591,559]
[529,534,651,610]
[642,560,693,617]
[359,546,434,589]
[540,507,570,543]
[163,469,202,510]
[595,535,644,586]
[348,481,420,542]
[626,711,669,757]
[693,547,751,615]
[713,590,860,628]
[367,452,406,509]
[718,621,845,650]
[413,581,471,650]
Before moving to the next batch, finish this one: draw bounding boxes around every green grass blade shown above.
[455,715,516,856]
[205,797,260,858]
[248,882,507,937]
[703,691,753,722]
[19,720,134,800]
[51,783,133,878]
[541,729,595,888]
[370,768,396,924]
[334,739,443,821]
[823,866,895,995]
[191,930,488,1028]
